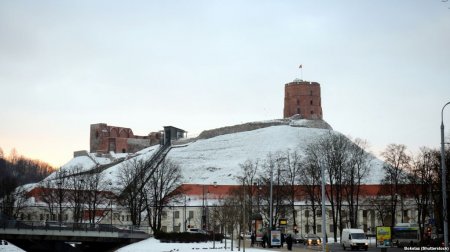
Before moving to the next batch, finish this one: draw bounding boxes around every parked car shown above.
[304,234,321,246]
[293,234,305,244]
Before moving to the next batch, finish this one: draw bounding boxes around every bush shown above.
[154,231,224,243]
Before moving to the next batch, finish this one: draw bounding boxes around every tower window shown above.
[297,108,301,114]
[297,99,300,105]
[310,90,313,95]
[310,100,313,105]
[310,111,314,115]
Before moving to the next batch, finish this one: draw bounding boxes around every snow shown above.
[116,238,276,252]
[99,145,160,192]
[168,125,384,185]
[46,122,386,187]
[0,241,25,252]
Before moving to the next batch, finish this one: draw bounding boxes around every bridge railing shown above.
[0,220,148,235]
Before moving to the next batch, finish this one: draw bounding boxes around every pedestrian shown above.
[286,234,293,251]
[281,233,285,248]
[251,232,256,247]
[262,233,267,248]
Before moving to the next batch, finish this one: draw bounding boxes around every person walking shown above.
[286,234,293,251]
[262,233,268,248]
[251,232,256,247]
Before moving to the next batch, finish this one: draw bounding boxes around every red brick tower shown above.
[283,79,323,119]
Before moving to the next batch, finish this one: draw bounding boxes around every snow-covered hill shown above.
[40,119,385,187]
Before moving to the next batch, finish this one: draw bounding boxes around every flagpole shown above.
[299,64,303,80]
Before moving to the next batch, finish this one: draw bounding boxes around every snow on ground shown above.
[116,238,276,252]
[40,123,385,187]
[99,145,160,190]
[168,125,385,185]
[0,240,24,252]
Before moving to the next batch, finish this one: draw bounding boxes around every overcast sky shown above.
[1,0,449,167]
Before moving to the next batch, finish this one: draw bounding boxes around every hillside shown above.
[41,119,385,188]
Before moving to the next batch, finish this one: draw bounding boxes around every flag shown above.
[299,64,302,69]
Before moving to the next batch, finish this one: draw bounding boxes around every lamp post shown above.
[440,101,450,248]
[269,164,274,232]
[320,158,327,252]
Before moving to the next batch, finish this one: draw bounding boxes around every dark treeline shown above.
[0,147,55,198]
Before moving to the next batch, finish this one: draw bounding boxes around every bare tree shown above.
[301,148,322,234]
[305,132,350,240]
[407,148,438,240]
[237,159,259,231]
[38,169,69,222]
[367,194,390,226]
[144,159,183,233]
[343,138,372,228]
[66,166,88,223]
[281,151,303,233]
[381,144,411,227]
[84,171,107,224]
[117,158,148,226]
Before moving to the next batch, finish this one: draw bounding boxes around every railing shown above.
[0,219,148,236]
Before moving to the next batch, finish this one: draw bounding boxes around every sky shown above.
[1,0,450,167]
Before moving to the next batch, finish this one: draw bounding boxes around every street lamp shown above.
[320,157,327,252]
[270,157,286,231]
[440,101,449,248]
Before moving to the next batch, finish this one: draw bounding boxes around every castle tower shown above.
[283,79,323,119]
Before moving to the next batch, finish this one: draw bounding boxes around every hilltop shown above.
[44,118,384,187]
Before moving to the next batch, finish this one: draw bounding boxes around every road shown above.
[292,243,406,252]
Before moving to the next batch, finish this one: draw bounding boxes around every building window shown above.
[189,211,194,219]
[297,99,300,105]
[40,214,44,221]
[310,90,313,95]
[310,100,313,105]
[317,224,322,233]
[126,215,130,221]
[403,210,408,217]
[330,224,334,232]
[305,225,310,233]
[297,108,301,114]
[316,210,322,217]
[174,211,180,219]
[122,149,126,153]
[363,210,368,218]
[173,226,180,232]
[121,215,124,221]
[305,210,309,218]
[162,211,167,219]
[27,214,31,220]
[310,111,314,115]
